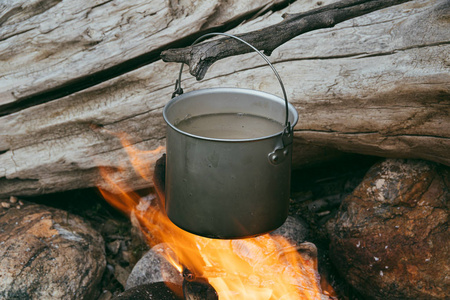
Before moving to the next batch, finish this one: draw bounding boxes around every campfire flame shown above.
[98,132,334,299]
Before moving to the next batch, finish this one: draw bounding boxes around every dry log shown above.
[0,0,449,198]
[161,0,413,80]
[0,0,287,114]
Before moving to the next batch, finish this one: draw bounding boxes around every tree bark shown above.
[0,0,448,198]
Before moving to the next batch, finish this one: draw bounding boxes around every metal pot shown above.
[163,33,298,239]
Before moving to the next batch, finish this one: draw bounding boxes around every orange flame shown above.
[98,132,334,299]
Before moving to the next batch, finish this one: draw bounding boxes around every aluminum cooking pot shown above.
[163,33,298,239]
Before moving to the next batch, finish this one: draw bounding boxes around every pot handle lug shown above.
[171,79,184,98]
[268,126,293,165]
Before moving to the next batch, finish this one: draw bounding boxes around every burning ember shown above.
[98,132,335,299]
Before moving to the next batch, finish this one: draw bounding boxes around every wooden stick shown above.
[161,0,412,80]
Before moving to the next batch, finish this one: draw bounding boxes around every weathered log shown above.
[0,0,287,114]
[161,0,413,80]
[0,0,449,198]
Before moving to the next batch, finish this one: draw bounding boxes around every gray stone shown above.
[107,240,121,255]
[270,216,309,246]
[98,290,113,300]
[126,243,183,290]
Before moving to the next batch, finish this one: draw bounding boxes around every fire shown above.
[98,132,334,299]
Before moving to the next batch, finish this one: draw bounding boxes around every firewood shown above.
[0,0,448,198]
[161,0,413,80]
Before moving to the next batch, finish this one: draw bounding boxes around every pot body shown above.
[163,88,298,239]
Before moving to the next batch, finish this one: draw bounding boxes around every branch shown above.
[161,0,412,80]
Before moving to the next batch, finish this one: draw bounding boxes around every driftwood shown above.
[161,0,412,80]
[0,0,449,198]
[0,0,287,115]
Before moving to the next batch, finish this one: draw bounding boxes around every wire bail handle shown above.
[171,32,293,165]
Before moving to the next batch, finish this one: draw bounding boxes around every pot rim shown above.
[163,87,299,142]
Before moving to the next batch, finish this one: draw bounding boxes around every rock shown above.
[101,219,122,236]
[183,279,218,300]
[270,216,309,246]
[115,264,131,288]
[107,240,122,255]
[1,196,26,210]
[112,282,179,300]
[98,290,113,300]
[126,217,309,291]
[328,159,449,300]
[9,196,18,204]
[0,201,106,299]
[126,243,183,290]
